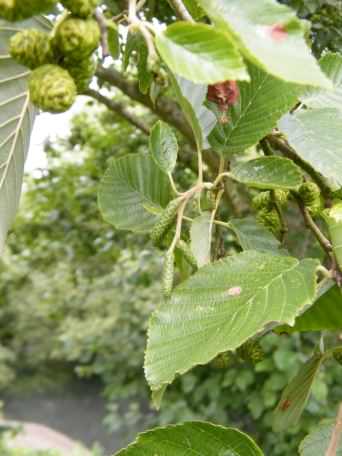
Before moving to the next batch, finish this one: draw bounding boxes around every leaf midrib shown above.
[222,71,269,147]
[148,257,315,390]
[0,94,29,192]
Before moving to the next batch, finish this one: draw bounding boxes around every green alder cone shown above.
[29,64,77,113]
[333,348,342,366]
[211,352,233,369]
[63,56,96,93]
[10,29,53,69]
[162,250,175,298]
[150,198,182,245]
[177,240,198,270]
[256,207,282,238]
[274,190,289,207]
[60,0,99,18]
[0,0,56,21]
[323,202,342,271]
[252,191,273,211]
[53,17,100,61]
[299,181,322,216]
[237,340,265,365]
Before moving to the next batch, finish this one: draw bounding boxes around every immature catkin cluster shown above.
[298,182,322,216]
[150,198,182,246]
[237,340,265,365]
[211,352,233,369]
[252,191,273,211]
[7,0,100,113]
[0,0,56,22]
[252,190,289,237]
[333,348,342,366]
[256,208,282,237]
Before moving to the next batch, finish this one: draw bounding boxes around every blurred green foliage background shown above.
[0,105,340,455]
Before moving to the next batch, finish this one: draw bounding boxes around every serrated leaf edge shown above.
[144,254,318,391]
[114,421,264,456]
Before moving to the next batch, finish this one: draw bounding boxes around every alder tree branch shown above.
[296,196,333,258]
[94,8,109,59]
[267,135,332,197]
[94,66,243,210]
[96,65,195,143]
[85,88,150,135]
[85,87,222,184]
[168,0,194,22]
[326,403,342,456]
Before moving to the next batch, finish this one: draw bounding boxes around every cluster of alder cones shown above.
[0,0,100,113]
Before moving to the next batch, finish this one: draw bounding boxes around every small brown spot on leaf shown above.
[280,399,291,411]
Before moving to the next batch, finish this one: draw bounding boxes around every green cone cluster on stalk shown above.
[6,0,99,113]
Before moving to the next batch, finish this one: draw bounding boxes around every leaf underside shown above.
[98,153,171,233]
[229,216,283,254]
[149,121,178,175]
[171,74,216,151]
[299,419,342,456]
[190,212,212,267]
[302,52,342,110]
[231,156,303,190]
[279,108,342,191]
[273,353,324,432]
[196,0,331,88]
[0,16,51,253]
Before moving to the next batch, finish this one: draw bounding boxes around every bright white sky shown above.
[26,97,87,172]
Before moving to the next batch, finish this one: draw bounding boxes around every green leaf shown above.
[107,22,120,60]
[229,217,283,254]
[145,251,318,390]
[277,282,342,334]
[190,212,212,267]
[182,0,206,20]
[149,121,178,174]
[196,0,331,88]
[98,153,171,233]
[303,52,342,110]
[0,16,51,253]
[171,74,216,150]
[156,22,249,85]
[279,108,342,191]
[273,353,325,432]
[123,31,141,71]
[114,422,264,456]
[209,62,300,155]
[137,40,153,95]
[231,157,303,190]
[299,419,342,456]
